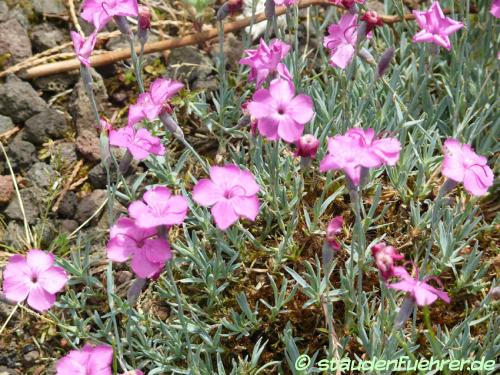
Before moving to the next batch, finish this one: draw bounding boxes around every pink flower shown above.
[193,164,260,230]
[492,0,500,18]
[273,0,298,6]
[326,216,343,250]
[70,31,97,67]
[412,1,464,50]
[2,249,68,312]
[109,126,165,161]
[361,11,384,34]
[128,78,184,127]
[56,344,113,375]
[128,186,189,229]
[319,128,401,186]
[240,39,291,87]
[138,5,151,30]
[81,0,139,31]
[323,13,359,69]
[442,138,494,196]
[294,134,320,159]
[371,242,404,280]
[107,217,172,278]
[328,0,365,8]
[99,118,113,133]
[121,371,144,375]
[247,79,314,143]
[388,266,450,306]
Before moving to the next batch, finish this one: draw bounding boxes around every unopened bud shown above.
[114,15,131,35]
[361,10,384,34]
[138,5,151,44]
[217,0,243,22]
[294,134,320,159]
[265,0,276,19]
[159,112,184,139]
[376,47,395,79]
[358,47,376,65]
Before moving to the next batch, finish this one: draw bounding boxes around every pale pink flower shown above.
[326,216,344,251]
[107,217,171,278]
[319,128,401,186]
[193,164,260,230]
[109,126,165,161]
[240,39,291,87]
[388,266,450,307]
[442,139,494,196]
[81,0,139,31]
[294,134,320,159]
[247,79,314,143]
[70,31,97,67]
[2,249,68,312]
[323,13,359,69]
[273,0,298,6]
[492,0,500,18]
[128,186,189,229]
[371,242,404,280]
[412,1,464,50]
[128,78,184,127]
[56,344,113,375]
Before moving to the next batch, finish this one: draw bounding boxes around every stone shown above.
[53,142,78,166]
[75,189,107,224]
[57,191,77,219]
[30,23,65,52]
[22,349,39,365]
[0,75,47,123]
[0,115,14,134]
[58,219,78,233]
[7,139,37,170]
[33,72,79,93]
[0,221,25,248]
[0,19,32,66]
[4,186,47,224]
[32,0,67,17]
[0,366,17,375]
[0,175,14,204]
[27,162,59,189]
[88,163,112,189]
[76,129,101,162]
[166,46,217,91]
[0,1,8,22]
[24,108,69,145]
[68,68,108,135]
[212,33,244,71]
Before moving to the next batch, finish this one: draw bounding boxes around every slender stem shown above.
[0,302,19,335]
[127,33,145,93]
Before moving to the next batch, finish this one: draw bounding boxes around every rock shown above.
[53,142,78,166]
[0,366,17,375]
[0,75,47,123]
[24,108,69,145]
[75,189,107,224]
[68,68,108,135]
[88,163,112,188]
[30,23,65,52]
[76,129,101,162]
[0,115,14,134]
[7,139,37,170]
[34,219,57,248]
[0,19,32,66]
[32,0,67,16]
[27,162,59,189]
[0,221,25,248]
[58,219,78,233]
[57,191,77,219]
[33,72,79,93]
[166,46,217,91]
[4,186,47,224]
[212,33,244,71]
[8,8,30,30]
[0,175,14,204]
[0,1,8,22]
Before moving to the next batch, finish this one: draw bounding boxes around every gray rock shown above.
[7,138,37,170]
[0,115,14,134]
[8,8,30,30]
[75,189,107,224]
[57,191,77,219]
[0,75,47,123]
[58,219,78,233]
[68,68,108,135]
[24,108,69,145]
[0,221,25,249]
[0,19,32,66]
[76,129,101,162]
[0,366,17,375]
[212,33,244,71]
[4,186,47,224]
[166,46,217,90]
[0,1,8,22]
[22,350,39,365]
[27,162,59,189]
[32,0,67,16]
[53,141,78,166]
[33,72,79,93]
[88,163,108,188]
[30,23,65,52]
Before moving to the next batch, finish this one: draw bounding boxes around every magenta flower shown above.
[323,13,359,69]
[240,39,291,87]
[412,1,464,50]
[128,186,189,229]
[328,0,365,8]
[492,0,500,18]
[326,216,344,251]
[273,0,298,6]
[319,128,401,186]
[441,139,494,196]
[294,134,320,159]
[70,31,97,67]
[247,79,314,143]
[109,126,165,161]
[2,249,68,312]
[56,344,113,375]
[81,0,139,31]
[193,164,260,230]
[107,217,172,278]
[128,78,184,127]
[388,266,450,307]
[371,242,404,280]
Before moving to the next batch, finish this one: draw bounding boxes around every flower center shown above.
[223,185,245,199]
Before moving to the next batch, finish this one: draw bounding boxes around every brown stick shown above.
[19,0,454,79]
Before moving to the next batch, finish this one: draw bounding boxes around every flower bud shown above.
[326,216,344,251]
[361,10,384,34]
[159,112,184,139]
[114,15,131,35]
[265,0,276,19]
[138,5,151,30]
[376,47,395,79]
[294,134,320,159]
[217,0,243,21]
